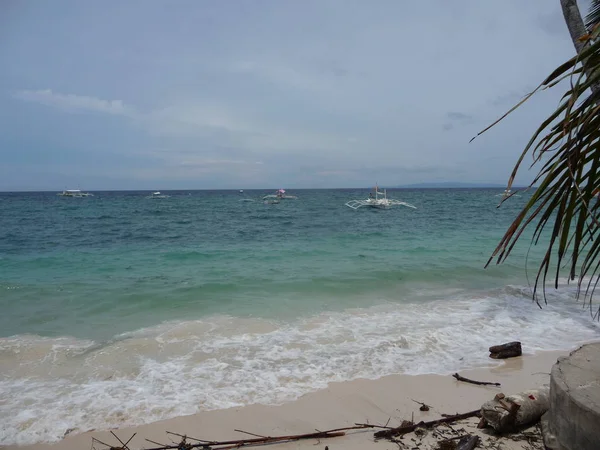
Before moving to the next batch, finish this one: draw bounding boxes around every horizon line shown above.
[0,186,535,193]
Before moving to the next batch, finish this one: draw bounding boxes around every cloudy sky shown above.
[0,0,588,190]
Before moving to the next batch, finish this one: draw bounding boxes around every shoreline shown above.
[6,348,571,450]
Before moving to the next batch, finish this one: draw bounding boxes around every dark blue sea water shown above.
[1,188,598,445]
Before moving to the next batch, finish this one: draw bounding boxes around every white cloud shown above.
[14,88,354,155]
[14,89,133,116]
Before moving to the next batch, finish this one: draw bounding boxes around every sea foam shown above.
[1,285,599,445]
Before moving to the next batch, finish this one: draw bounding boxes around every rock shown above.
[489,341,522,359]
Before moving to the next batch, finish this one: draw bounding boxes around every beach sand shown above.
[8,350,567,450]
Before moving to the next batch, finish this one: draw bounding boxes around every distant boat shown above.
[239,189,244,193]
[57,189,93,197]
[263,189,298,200]
[496,188,520,198]
[345,185,416,210]
[147,191,170,199]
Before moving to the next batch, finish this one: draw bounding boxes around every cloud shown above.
[14,89,133,116]
[1,0,580,189]
[443,111,474,131]
[13,89,344,154]
[446,112,473,121]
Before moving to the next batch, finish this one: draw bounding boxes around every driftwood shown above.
[374,409,481,439]
[481,389,549,433]
[93,408,493,450]
[452,372,501,387]
[138,425,373,450]
[489,341,522,359]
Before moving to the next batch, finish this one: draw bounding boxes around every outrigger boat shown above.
[496,188,520,198]
[345,185,416,210]
[147,191,170,199]
[57,189,93,197]
[263,189,298,200]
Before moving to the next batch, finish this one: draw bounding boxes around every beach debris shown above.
[437,434,480,450]
[452,373,501,387]
[98,425,377,450]
[489,341,522,359]
[412,399,432,411]
[89,399,550,450]
[480,387,550,433]
[92,432,136,450]
[374,409,481,439]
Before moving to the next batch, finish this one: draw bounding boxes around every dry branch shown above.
[374,410,481,440]
[138,425,374,450]
[452,373,501,387]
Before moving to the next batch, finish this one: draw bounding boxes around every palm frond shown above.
[586,0,600,29]
[473,25,600,318]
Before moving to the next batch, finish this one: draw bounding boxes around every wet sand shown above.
[7,349,567,450]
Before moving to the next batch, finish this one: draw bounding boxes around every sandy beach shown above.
[7,349,570,450]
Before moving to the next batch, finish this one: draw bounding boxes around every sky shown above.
[0,0,590,191]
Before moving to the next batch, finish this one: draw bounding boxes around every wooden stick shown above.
[110,431,132,450]
[233,429,269,439]
[452,372,501,386]
[374,409,481,439]
[166,431,212,444]
[354,423,394,429]
[91,438,114,449]
[142,425,372,450]
[123,433,136,449]
[214,432,346,450]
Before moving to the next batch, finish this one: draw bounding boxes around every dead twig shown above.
[145,439,168,447]
[140,425,373,450]
[354,422,394,429]
[452,373,501,387]
[234,429,269,439]
[374,410,481,440]
[166,431,212,444]
[110,431,132,450]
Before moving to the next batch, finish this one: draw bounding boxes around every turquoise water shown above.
[1,189,599,445]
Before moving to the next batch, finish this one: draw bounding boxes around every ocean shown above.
[1,188,599,445]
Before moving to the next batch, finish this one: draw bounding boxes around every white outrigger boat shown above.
[147,191,170,199]
[57,189,93,197]
[263,189,298,200]
[345,186,416,210]
[496,188,520,198]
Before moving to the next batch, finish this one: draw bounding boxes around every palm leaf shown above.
[586,0,600,28]
[474,25,600,318]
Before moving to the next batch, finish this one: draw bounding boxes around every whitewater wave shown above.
[1,285,599,446]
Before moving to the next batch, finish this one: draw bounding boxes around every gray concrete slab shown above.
[542,343,600,450]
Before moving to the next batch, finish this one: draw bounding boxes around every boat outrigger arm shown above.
[345,187,416,210]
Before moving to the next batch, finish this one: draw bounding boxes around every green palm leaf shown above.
[473,25,600,318]
[586,0,600,28]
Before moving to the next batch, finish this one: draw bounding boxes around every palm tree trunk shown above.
[560,0,600,93]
